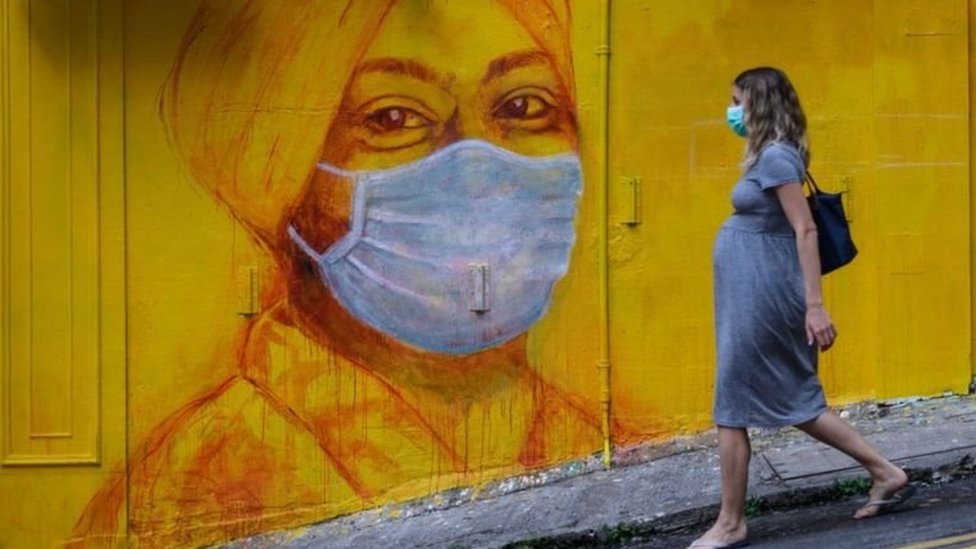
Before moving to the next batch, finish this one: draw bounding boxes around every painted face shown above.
[289,1,581,354]
[292,1,579,253]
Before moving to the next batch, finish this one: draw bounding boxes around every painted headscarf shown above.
[161,0,575,248]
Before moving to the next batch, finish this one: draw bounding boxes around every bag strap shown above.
[804,170,821,209]
[804,171,822,193]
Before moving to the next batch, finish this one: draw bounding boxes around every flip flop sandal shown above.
[855,484,918,519]
[689,539,751,548]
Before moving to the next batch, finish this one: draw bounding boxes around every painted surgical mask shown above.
[289,139,582,355]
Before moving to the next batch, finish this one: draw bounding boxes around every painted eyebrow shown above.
[354,57,447,87]
[353,49,556,87]
[482,49,556,84]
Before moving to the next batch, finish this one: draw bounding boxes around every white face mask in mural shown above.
[288,139,583,355]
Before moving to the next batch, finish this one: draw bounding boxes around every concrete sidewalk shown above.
[219,394,976,549]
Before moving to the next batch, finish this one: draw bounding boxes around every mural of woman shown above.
[69,1,618,548]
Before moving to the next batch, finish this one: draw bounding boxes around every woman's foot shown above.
[687,518,748,548]
[853,465,910,519]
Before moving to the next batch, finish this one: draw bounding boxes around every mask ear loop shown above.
[291,160,375,267]
[316,161,357,179]
[287,225,326,263]
[286,161,361,263]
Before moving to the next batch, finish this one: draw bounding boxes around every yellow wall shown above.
[0,1,972,547]
[0,1,127,547]
[608,0,972,435]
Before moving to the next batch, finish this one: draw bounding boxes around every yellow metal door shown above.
[606,0,972,439]
[0,0,126,547]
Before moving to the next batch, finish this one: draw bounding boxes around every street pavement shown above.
[218,394,976,549]
[631,474,976,548]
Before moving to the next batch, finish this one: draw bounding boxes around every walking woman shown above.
[691,67,915,549]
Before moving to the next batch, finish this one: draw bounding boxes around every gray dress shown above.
[712,142,827,428]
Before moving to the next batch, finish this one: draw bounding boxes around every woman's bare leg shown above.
[795,411,908,518]
[689,427,751,547]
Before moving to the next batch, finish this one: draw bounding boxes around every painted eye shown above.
[495,94,553,120]
[352,96,440,152]
[365,107,431,132]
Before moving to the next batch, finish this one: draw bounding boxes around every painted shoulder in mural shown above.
[68,2,614,547]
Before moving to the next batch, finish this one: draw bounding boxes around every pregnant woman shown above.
[691,67,915,549]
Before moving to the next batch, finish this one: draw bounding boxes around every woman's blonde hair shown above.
[734,67,810,169]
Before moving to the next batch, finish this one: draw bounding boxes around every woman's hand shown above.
[806,304,836,350]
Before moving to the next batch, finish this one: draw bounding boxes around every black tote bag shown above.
[805,172,857,275]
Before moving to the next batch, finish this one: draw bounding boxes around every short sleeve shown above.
[754,144,805,190]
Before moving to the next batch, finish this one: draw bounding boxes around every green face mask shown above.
[726,105,747,137]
